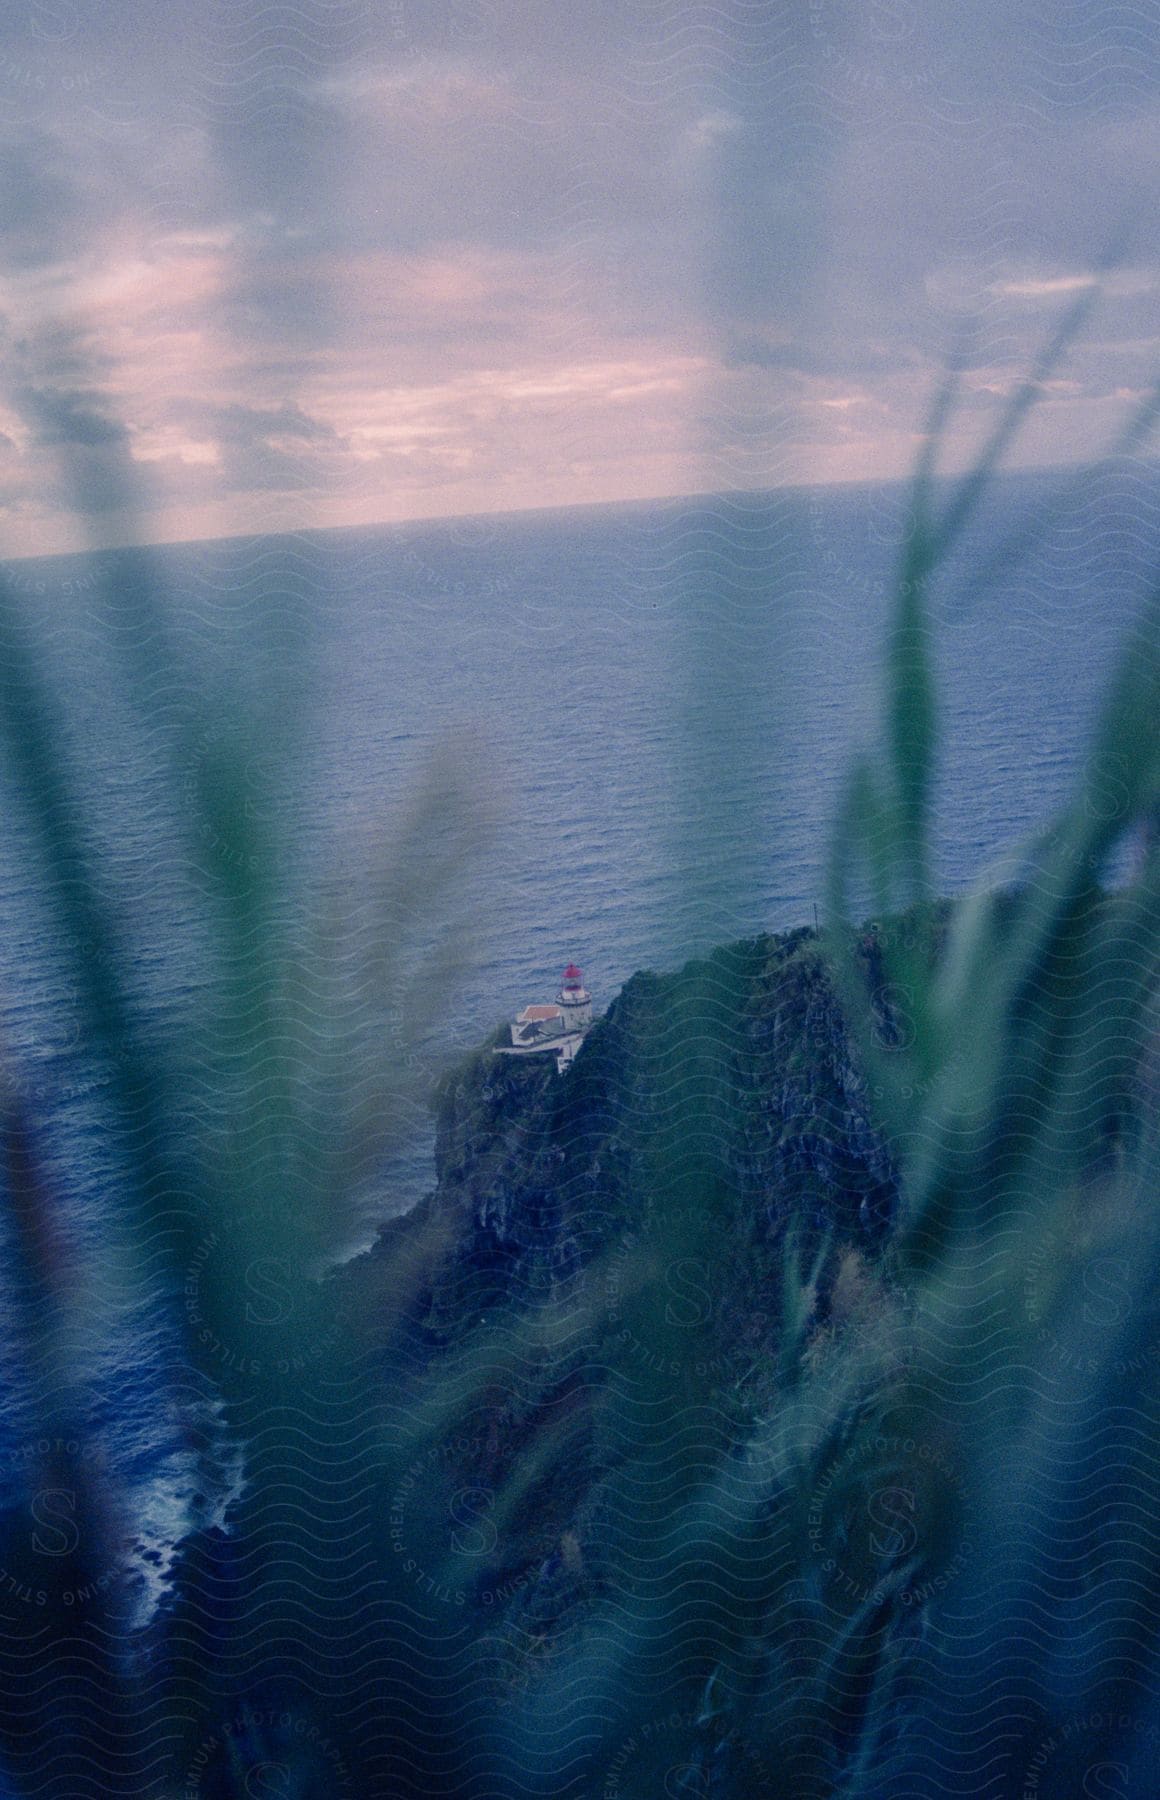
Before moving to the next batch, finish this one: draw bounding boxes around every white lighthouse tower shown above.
[557,962,592,1032]
[496,959,594,1072]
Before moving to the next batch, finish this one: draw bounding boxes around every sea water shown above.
[0,462,1155,1617]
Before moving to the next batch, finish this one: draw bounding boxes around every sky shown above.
[0,0,1157,554]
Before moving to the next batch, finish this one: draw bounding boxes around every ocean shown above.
[0,461,1156,1619]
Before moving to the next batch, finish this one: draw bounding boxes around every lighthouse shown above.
[558,962,592,1032]
[497,959,594,1072]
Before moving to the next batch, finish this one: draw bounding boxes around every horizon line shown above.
[0,451,1150,568]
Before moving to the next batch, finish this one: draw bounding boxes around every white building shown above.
[511,1002,565,1047]
[496,963,594,1073]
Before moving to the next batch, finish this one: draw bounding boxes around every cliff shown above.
[335,915,947,1694]
[410,916,927,1302]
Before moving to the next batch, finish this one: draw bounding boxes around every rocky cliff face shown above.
[334,913,939,1708]
[342,918,929,1467]
[417,923,908,1295]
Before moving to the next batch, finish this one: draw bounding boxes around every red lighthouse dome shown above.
[562,963,583,989]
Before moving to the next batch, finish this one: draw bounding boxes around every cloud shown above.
[686,112,743,153]
[0,0,1158,549]
[14,385,130,448]
[152,398,347,495]
[993,268,1156,301]
[996,274,1100,300]
[723,337,901,379]
[204,401,340,447]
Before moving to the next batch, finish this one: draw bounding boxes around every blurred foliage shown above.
[0,312,1156,1800]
